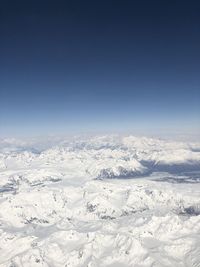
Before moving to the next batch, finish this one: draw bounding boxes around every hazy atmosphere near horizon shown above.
[0,1,200,267]
[0,0,200,137]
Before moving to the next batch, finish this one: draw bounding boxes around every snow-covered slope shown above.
[0,135,200,266]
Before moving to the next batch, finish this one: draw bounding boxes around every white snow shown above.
[0,135,200,266]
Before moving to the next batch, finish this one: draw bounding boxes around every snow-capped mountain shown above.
[0,135,200,266]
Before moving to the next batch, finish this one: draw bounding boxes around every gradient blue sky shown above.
[0,0,200,136]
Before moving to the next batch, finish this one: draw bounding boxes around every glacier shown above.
[0,135,200,267]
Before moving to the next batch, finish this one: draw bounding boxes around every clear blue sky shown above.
[0,0,199,136]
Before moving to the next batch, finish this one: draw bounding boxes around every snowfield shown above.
[0,135,200,267]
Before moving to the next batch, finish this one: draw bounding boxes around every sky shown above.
[0,0,200,137]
